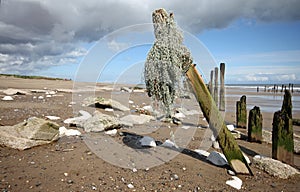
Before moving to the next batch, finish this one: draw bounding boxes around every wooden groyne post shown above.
[219,63,225,111]
[213,67,218,107]
[248,106,263,143]
[236,95,247,128]
[272,90,294,165]
[209,70,214,95]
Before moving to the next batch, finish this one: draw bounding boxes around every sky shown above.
[0,0,300,84]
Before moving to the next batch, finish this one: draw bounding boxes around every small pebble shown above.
[127,183,134,189]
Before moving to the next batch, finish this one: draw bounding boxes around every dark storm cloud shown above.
[0,0,299,74]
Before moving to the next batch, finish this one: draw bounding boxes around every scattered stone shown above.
[127,183,134,189]
[139,136,156,147]
[2,96,13,101]
[227,170,236,176]
[170,173,179,180]
[64,173,68,177]
[161,139,178,149]
[174,112,185,119]
[83,111,123,132]
[0,117,59,150]
[45,116,61,120]
[3,88,29,95]
[132,168,137,172]
[84,97,130,111]
[253,155,300,179]
[105,108,114,112]
[212,141,220,149]
[206,151,228,166]
[226,124,235,132]
[181,126,190,129]
[64,110,92,127]
[226,176,242,190]
[177,107,201,116]
[46,95,52,98]
[59,126,81,137]
[121,87,132,92]
[38,96,44,100]
[120,114,154,125]
[105,129,118,136]
[194,149,210,157]
[31,89,48,93]
[129,100,134,104]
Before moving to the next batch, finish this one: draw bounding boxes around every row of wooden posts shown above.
[208,63,225,111]
[207,62,294,166]
[257,83,295,93]
[236,90,294,165]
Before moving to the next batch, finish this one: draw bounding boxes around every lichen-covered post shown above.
[272,90,294,165]
[236,95,247,128]
[213,67,218,107]
[248,106,263,143]
[219,63,225,111]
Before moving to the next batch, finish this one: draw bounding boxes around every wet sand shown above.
[0,76,299,191]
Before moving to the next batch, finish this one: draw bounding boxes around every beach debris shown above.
[64,110,92,127]
[83,111,123,132]
[120,114,154,125]
[161,139,178,149]
[45,116,61,120]
[3,88,29,95]
[226,176,242,190]
[0,117,59,150]
[236,95,247,128]
[105,129,118,136]
[127,183,134,189]
[139,136,156,147]
[248,106,263,143]
[253,155,299,179]
[219,63,225,111]
[194,149,210,157]
[59,126,81,137]
[2,96,13,101]
[213,67,218,106]
[104,108,114,112]
[272,90,294,165]
[84,96,130,111]
[206,151,228,166]
[120,87,132,92]
[226,124,235,132]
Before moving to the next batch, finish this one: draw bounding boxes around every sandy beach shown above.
[0,75,299,191]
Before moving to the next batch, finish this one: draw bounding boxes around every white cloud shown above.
[107,40,130,52]
[0,0,300,75]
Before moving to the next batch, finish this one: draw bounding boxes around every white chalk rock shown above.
[161,139,178,149]
[2,96,13,101]
[174,112,185,119]
[253,155,300,179]
[139,136,156,147]
[45,116,61,120]
[63,110,92,126]
[59,126,81,137]
[105,129,118,136]
[207,151,228,166]
[3,88,29,95]
[120,114,154,125]
[226,176,242,190]
[194,149,210,157]
[105,108,114,112]
[227,124,235,132]
[38,96,44,100]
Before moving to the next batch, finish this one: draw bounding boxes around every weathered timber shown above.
[272,90,294,165]
[213,67,218,106]
[236,95,247,128]
[293,119,300,126]
[209,70,214,95]
[186,65,252,175]
[219,63,225,111]
[248,106,263,143]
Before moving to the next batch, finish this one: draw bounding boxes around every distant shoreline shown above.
[0,74,71,81]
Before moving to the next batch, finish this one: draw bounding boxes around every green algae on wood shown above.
[248,106,263,143]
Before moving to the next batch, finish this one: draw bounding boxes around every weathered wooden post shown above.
[219,63,225,111]
[248,106,263,143]
[214,67,218,107]
[145,8,252,175]
[272,90,294,165]
[209,70,214,95]
[236,95,247,128]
